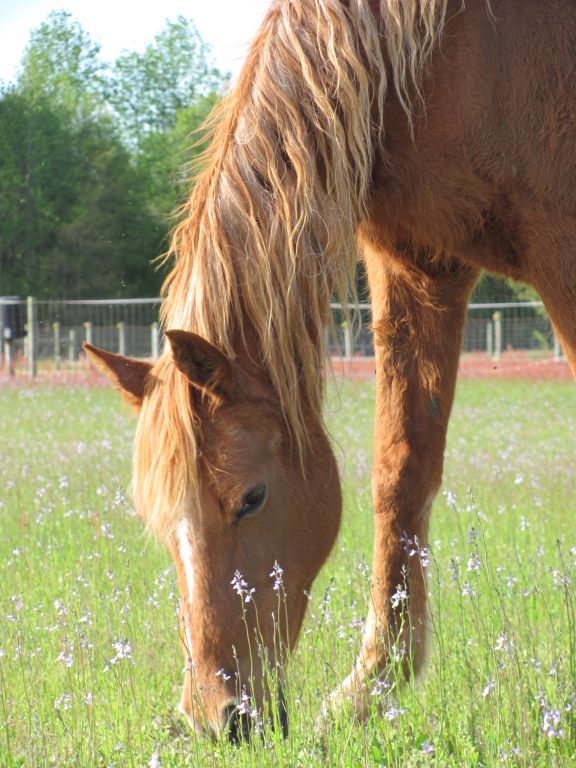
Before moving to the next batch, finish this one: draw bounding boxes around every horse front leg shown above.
[325,246,478,721]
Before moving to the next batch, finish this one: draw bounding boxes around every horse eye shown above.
[237,484,267,520]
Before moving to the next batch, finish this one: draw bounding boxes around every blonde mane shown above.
[134,0,448,535]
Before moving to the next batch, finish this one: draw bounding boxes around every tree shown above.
[137,93,219,221]
[0,12,225,298]
[471,273,540,303]
[0,88,165,298]
[46,121,166,298]
[108,17,227,224]
[17,10,106,125]
[0,90,81,295]
[107,16,226,148]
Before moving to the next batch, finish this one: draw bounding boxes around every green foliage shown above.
[48,121,166,298]
[0,12,226,298]
[471,273,540,304]
[0,90,164,298]
[106,16,226,147]
[0,91,80,296]
[17,10,105,124]
[136,94,220,221]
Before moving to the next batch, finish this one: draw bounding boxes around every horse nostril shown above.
[223,703,250,744]
[278,687,289,738]
[222,690,288,742]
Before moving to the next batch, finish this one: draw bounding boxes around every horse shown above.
[85,0,576,740]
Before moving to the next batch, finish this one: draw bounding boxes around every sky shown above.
[0,0,271,85]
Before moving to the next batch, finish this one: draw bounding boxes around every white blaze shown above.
[176,518,196,605]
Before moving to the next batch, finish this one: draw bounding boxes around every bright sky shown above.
[0,0,271,85]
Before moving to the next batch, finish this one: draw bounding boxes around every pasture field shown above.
[1,378,575,767]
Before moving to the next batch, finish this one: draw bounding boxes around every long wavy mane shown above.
[134,0,448,535]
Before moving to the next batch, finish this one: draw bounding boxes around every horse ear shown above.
[83,343,152,409]
[164,329,236,401]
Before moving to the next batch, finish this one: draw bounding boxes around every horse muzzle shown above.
[219,686,288,743]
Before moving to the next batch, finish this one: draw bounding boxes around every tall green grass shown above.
[0,379,575,766]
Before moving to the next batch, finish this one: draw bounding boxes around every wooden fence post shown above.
[492,311,502,361]
[117,322,126,356]
[3,330,14,377]
[84,321,93,347]
[151,321,159,359]
[342,321,352,360]
[26,296,38,378]
[68,329,77,363]
[553,331,562,362]
[53,322,61,371]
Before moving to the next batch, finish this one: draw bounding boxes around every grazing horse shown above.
[86,0,576,739]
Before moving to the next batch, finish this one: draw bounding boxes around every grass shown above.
[0,378,575,766]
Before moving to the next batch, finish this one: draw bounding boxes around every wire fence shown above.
[0,295,565,377]
[329,301,562,361]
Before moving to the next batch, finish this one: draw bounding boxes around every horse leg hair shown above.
[324,242,478,720]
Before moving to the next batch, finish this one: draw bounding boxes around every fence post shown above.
[486,321,493,358]
[53,322,61,371]
[26,296,38,378]
[342,321,352,360]
[151,321,159,359]
[84,321,93,347]
[68,329,77,363]
[492,311,502,361]
[117,322,126,356]
[3,330,14,377]
[553,331,562,362]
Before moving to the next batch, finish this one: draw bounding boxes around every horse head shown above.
[85,331,341,739]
